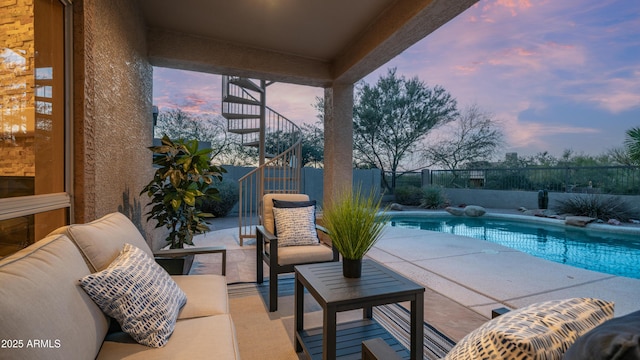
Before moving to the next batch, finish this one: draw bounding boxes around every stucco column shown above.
[323,83,353,207]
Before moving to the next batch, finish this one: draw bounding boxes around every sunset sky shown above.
[153,0,640,158]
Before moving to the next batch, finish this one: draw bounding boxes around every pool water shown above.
[390,216,640,279]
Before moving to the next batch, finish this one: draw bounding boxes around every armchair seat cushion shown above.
[275,244,335,266]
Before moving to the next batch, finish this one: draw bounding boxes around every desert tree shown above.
[154,108,231,160]
[606,147,634,166]
[353,68,458,192]
[300,121,324,168]
[423,104,503,172]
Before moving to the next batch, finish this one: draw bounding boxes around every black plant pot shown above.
[155,254,195,275]
[342,258,362,278]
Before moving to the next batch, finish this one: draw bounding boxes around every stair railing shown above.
[237,139,302,245]
[221,76,303,245]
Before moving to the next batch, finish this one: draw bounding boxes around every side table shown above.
[294,260,425,360]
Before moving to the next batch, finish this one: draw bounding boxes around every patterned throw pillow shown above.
[444,298,614,360]
[79,243,187,348]
[272,204,319,246]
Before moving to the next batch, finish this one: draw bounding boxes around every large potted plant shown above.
[322,187,389,278]
[141,135,225,253]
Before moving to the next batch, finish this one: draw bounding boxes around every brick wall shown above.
[0,0,35,177]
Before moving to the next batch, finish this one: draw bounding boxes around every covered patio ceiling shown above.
[137,0,479,87]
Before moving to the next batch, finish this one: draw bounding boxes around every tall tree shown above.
[625,127,640,165]
[424,104,503,171]
[154,108,230,160]
[353,68,458,192]
[300,121,324,168]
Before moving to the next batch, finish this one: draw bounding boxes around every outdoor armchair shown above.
[256,193,339,312]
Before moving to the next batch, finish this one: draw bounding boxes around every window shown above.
[0,0,71,255]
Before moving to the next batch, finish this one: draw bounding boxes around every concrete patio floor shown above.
[193,212,640,342]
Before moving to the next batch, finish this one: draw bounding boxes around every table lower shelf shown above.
[296,319,410,360]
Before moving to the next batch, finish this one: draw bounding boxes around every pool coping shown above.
[386,210,640,236]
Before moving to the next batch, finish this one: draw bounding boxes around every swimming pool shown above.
[389,213,640,279]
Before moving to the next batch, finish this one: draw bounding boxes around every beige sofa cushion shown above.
[173,275,229,319]
[49,212,153,272]
[97,314,240,360]
[0,234,109,360]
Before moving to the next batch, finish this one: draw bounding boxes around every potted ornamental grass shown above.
[322,187,389,278]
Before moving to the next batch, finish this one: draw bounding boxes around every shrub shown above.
[554,194,638,222]
[420,185,449,209]
[199,178,239,217]
[394,185,423,206]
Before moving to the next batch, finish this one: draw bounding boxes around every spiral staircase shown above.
[221,76,302,245]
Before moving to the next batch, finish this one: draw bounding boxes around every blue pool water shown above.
[389,215,640,279]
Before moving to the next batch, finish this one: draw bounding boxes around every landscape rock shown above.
[464,205,486,217]
[540,209,558,217]
[523,209,558,217]
[565,216,597,227]
[445,206,465,216]
[389,203,404,211]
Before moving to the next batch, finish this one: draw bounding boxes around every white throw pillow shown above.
[272,205,319,246]
[79,243,187,348]
[444,298,614,360]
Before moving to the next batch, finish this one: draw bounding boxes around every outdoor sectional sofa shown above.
[0,212,240,360]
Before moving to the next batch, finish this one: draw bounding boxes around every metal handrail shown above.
[222,76,303,245]
[237,140,302,244]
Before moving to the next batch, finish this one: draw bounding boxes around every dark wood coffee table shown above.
[294,260,425,360]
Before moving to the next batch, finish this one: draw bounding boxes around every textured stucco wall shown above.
[73,0,158,246]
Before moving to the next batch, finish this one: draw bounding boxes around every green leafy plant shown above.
[554,194,638,222]
[322,187,389,260]
[420,185,449,209]
[141,135,225,248]
[625,126,640,164]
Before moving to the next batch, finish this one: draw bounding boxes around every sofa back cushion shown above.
[49,212,153,272]
[0,234,109,360]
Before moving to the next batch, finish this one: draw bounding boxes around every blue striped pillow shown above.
[79,243,187,347]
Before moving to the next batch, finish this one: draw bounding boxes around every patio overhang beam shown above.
[146,0,479,88]
[332,0,479,85]
[147,27,334,87]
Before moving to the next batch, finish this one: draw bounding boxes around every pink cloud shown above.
[500,113,601,153]
[152,0,639,157]
[454,64,482,75]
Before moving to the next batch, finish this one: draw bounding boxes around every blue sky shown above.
[153,0,640,158]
